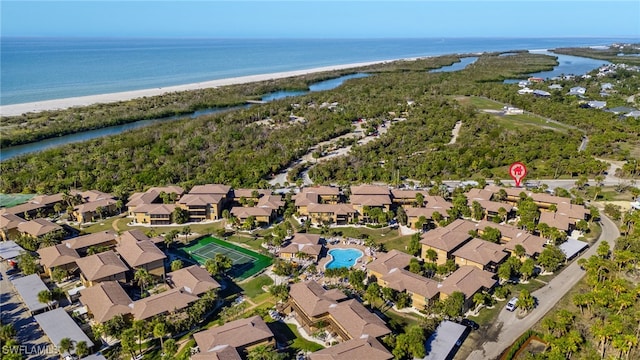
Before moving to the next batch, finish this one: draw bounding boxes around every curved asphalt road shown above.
[466,213,619,360]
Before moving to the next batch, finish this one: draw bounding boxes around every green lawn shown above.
[227,234,264,251]
[239,275,274,298]
[286,323,325,352]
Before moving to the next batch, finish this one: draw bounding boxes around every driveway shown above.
[464,214,619,360]
[0,264,55,359]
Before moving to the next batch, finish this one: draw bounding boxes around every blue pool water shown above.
[325,248,363,270]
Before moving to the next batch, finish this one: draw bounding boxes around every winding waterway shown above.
[0,53,610,161]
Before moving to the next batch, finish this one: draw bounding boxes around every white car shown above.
[506,297,518,311]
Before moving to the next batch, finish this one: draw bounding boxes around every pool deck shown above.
[317,240,376,271]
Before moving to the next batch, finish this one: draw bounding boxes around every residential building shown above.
[452,238,510,272]
[37,244,80,277]
[166,265,221,296]
[309,336,392,360]
[390,189,428,208]
[62,231,118,256]
[307,203,357,225]
[130,287,199,320]
[75,250,128,287]
[126,186,184,216]
[420,219,476,265]
[294,186,341,216]
[17,218,64,239]
[178,193,226,222]
[0,213,24,241]
[116,230,166,278]
[380,268,440,309]
[438,266,497,310]
[73,197,117,224]
[539,211,572,232]
[349,185,392,214]
[79,281,133,323]
[131,203,177,225]
[279,233,324,262]
[192,316,275,359]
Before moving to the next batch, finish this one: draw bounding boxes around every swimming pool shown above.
[325,248,363,269]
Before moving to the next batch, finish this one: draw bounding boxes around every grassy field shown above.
[239,274,273,298]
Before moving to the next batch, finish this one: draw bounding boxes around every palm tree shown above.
[153,321,166,350]
[58,337,74,358]
[163,338,178,358]
[37,290,54,310]
[132,319,148,355]
[0,324,16,343]
[514,244,526,258]
[75,340,89,359]
[425,248,438,263]
[247,344,281,360]
[134,268,153,296]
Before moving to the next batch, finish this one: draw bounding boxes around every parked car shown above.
[6,267,19,276]
[460,318,479,330]
[506,297,518,312]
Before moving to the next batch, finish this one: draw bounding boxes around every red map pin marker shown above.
[509,162,527,187]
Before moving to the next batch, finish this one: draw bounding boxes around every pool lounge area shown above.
[325,248,364,269]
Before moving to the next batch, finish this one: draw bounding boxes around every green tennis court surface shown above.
[0,194,35,208]
[182,236,272,280]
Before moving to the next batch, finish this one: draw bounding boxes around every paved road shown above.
[0,264,53,360]
[465,213,619,360]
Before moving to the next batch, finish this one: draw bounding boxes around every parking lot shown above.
[1,262,56,359]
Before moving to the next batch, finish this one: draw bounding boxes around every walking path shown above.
[447,121,462,145]
[465,213,619,360]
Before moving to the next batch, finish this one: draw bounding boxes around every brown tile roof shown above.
[473,200,513,213]
[309,336,392,360]
[132,203,176,215]
[464,188,494,201]
[189,184,231,195]
[291,233,322,245]
[504,233,547,256]
[439,266,497,298]
[232,189,271,198]
[118,229,150,243]
[300,186,340,196]
[556,202,588,221]
[366,250,413,275]
[131,287,199,320]
[474,221,521,240]
[37,244,80,269]
[230,206,272,218]
[538,212,571,231]
[30,193,64,206]
[75,250,129,281]
[307,203,356,215]
[178,194,224,206]
[78,190,115,203]
[390,189,427,199]
[289,280,348,317]
[193,315,274,352]
[74,198,117,214]
[17,218,63,237]
[167,265,221,296]
[350,195,392,207]
[327,299,391,339]
[256,194,284,210]
[116,232,166,268]
[350,185,391,196]
[280,243,323,257]
[0,213,24,230]
[452,238,509,266]
[191,345,242,360]
[126,192,160,207]
[79,281,132,323]
[405,207,442,219]
[295,192,320,207]
[419,219,477,251]
[380,268,440,299]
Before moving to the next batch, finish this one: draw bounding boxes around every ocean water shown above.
[0,37,632,105]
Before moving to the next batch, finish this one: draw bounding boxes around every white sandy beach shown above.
[0,59,406,117]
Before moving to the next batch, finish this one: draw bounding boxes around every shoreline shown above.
[0,59,407,117]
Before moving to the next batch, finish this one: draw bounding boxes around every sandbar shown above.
[0,59,406,117]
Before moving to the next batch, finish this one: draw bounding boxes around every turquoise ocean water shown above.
[1,37,633,105]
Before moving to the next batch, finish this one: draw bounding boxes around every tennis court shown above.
[182,236,272,280]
